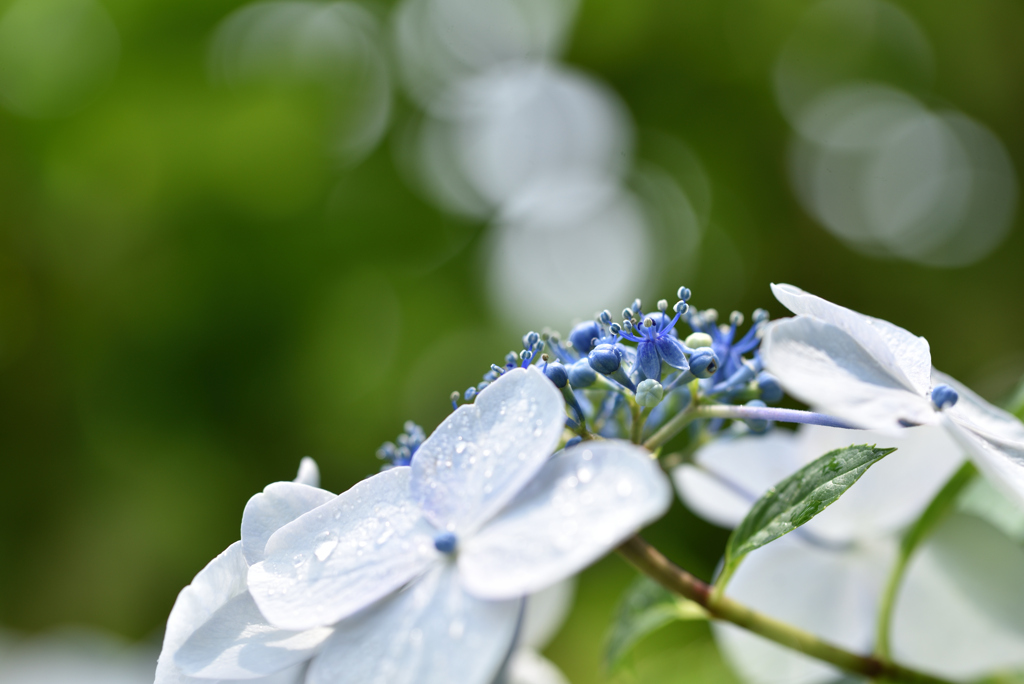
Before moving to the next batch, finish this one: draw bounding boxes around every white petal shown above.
[248,467,438,631]
[714,533,893,684]
[153,543,245,684]
[306,564,521,684]
[935,369,1024,509]
[673,431,807,529]
[892,513,1024,678]
[761,317,936,430]
[796,424,965,542]
[506,649,570,684]
[771,283,931,394]
[459,441,671,599]
[241,482,336,565]
[412,366,566,534]
[520,579,576,651]
[294,457,321,487]
[175,590,331,679]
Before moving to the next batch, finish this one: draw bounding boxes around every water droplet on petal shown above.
[577,467,593,483]
[315,539,339,561]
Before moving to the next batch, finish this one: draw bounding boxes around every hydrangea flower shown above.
[239,367,670,684]
[761,283,1024,507]
[675,424,1024,682]
[156,457,336,684]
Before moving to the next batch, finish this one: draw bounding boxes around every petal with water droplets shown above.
[242,482,336,565]
[459,441,671,599]
[412,367,566,535]
[306,564,520,684]
[248,467,438,631]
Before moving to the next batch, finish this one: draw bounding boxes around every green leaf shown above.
[605,575,708,670]
[720,444,896,588]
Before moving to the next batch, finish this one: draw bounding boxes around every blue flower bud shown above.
[689,348,720,378]
[744,399,770,434]
[544,362,569,388]
[450,391,460,409]
[677,286,691,301]
[757,372,784,403]
[636,379,665,407]
[631,298,642,313]
[753,308,769,324]
[568,320,602,355]
[657,299,668,312]
[464,387,477,401]
[931,384,959,410]
[674,300,689,315]
[600,310,613,325]
[477,381,490,391]
[588,344,621,374]
[565,436,582,449]
[526,331,540,347]
[434,531,458,554]
[609,322,622,335]
[520,349,532,362]
[505,352,518,366]
[621,308,634,321]
[483,370,499,382]
[492,364,507,376]
[568,359,597,388]
[685,332,713,349]
[730,311,744,327]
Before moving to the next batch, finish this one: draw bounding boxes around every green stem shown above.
[875,461,977,658]
[618,536,957,684]
[643,404,696,450]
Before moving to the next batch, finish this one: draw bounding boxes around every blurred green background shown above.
[1,0,1023,681]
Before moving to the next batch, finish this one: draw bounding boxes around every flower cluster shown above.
[453,286,784,443]
[155,282,1024,684]
[157,368,670,684]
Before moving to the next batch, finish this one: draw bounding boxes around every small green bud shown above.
[685,332,713,348]
[636,379,665,407]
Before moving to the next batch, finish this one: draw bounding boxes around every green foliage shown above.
[719,444,896,589]
[605,576,708,670]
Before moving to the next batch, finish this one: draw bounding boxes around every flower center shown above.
[433,531,458,554]
[931,384,959,410]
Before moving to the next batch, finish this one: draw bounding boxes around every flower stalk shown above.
[617,535,957,684]
[643,403,856,450]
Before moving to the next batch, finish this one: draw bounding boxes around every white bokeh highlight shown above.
[777,0,1017,267]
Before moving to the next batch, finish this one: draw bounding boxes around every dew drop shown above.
[455,442,467,454]
[315,539,339,561]
[577,467,593,483]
